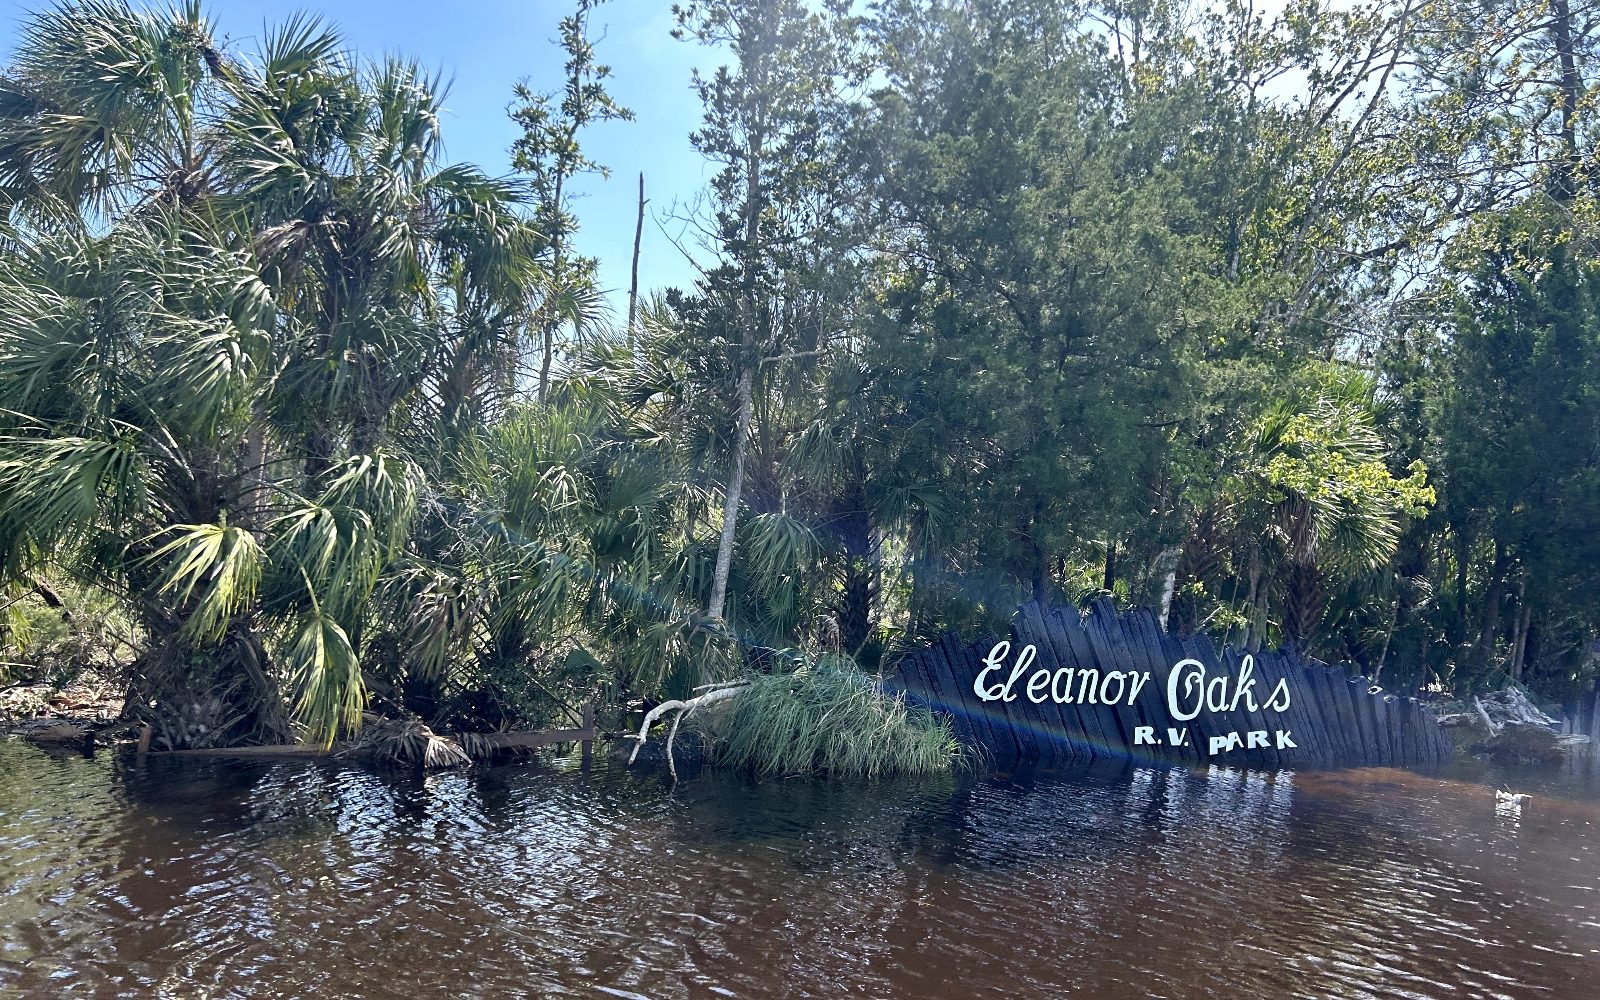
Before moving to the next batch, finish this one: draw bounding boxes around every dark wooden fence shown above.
[887,598,1450,768]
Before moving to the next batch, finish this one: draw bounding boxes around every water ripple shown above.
[2,743,1599,997]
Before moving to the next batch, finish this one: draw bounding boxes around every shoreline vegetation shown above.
[3,0,1600,780]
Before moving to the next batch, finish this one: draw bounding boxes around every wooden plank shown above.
[1302,661,1351,764]
[907,649,950,735]
[941,631,1012,760]
[1382,693,1405,765]
[1217,643,1279,769]
[1087,599,1146,763]
[1019,601,1078,763]
[1124,607,1186,765]
[1347,673,1382,766]
[1081,600,1139,761]
[1202,641,1256,766]
[1357,675,1391,766]
[981,629,1039,761]
[1237,644,1280,768]
[1154,617,1204,765]
[1370,684,1398,766]
[1392,696,1418,766]
[1044,607,1098,762]
[924,646,982,749]
[1419,700,1449,764]
[1053,606,1114,762]
[1328,667,1369,766]
[1114,607,1178,764]
[1254,646,1305,764]
[1273,646,1324,764]
[1414,697,1440,761]
[1383,691,1404,765]
[1431,700,1451,763]
[1187,632,1260,767]
[1314,665,1354,765]
[1364,682,1391,764]
[990,626,1044,763]
[925,635,981,752]
[1250,649,1293,761]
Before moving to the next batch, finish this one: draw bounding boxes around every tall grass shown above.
[699,659,969,779]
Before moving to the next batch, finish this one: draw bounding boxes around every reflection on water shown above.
[2,742,1598,998]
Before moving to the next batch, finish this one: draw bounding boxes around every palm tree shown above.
[0,1,540,747]
[1179,367,1433,654]
[0,217,288,744]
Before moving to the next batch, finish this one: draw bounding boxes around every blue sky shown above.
[0,0,716,316]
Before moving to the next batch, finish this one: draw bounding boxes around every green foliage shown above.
[147,522,263,645]
[5,0,1600,761]
[0,580,134,686]
[0,0,538,745]
[1173,365,1435,651]
[699,660,968,779]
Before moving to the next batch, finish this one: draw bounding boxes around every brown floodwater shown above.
[2,740,1598,999]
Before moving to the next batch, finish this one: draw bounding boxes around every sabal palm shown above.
[0,1,538,745]
[0,218,289,742]
[1206,369,1432,652]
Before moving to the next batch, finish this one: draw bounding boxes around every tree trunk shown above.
[708,128,765,624]
[241,420,271,534]
[1375,591,1401,687]
[1452,526,1471,660]
[1155,546,1181,630]
[1282,561,1324,654]
[628,172,645,339]
[1028,505,1050,606]
[1475,541,1508,675]
[707,363,754,622]
[539,170,567,404]
[538,325,555,403]
[1550,0,1583,199]
[1510,577,1531,681]
[304,428,335,479]
[835,471,874,657]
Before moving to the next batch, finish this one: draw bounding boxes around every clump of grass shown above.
[698,659,968,779]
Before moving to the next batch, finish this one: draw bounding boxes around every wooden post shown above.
[581,700,595,769]
[135,722,152,760]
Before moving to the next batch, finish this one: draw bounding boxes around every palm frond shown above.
[146,519,262,643]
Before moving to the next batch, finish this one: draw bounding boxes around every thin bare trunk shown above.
[539,170,567,404]
[1375,592,1400,686]
[1477,542,1508,674]
[707,365,754,621]
[707,124,764,623]
[539,326,554,403]
[628,172,645,338]
[1157,553,1179,631]
[1510,577,1531,681]
[1242,555,1262,650]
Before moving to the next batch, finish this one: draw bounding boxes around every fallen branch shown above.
[626,682,748,780]
[1474,696,1502,738]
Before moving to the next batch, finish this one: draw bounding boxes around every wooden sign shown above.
[888,598,1450,767]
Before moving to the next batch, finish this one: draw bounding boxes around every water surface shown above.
[2,740,1597,998]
